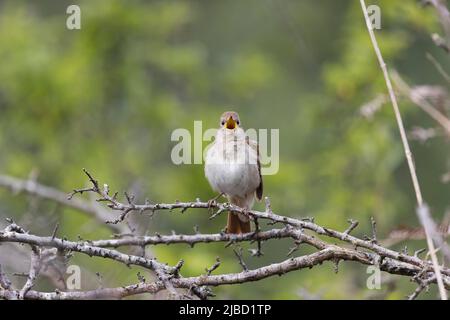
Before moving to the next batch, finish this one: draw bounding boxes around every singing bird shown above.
[205,111,263,234]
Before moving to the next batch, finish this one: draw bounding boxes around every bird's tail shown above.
[227,211,251,234]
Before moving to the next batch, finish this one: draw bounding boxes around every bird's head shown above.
[220,111,240,130]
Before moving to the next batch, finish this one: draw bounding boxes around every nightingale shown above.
[204,111,263,234]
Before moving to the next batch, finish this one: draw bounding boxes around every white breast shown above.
[205,135,260,197]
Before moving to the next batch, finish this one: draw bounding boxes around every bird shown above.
[204,111,263,234]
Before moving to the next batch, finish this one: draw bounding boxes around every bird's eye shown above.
[236,120,240,125]
[221,121,225,126]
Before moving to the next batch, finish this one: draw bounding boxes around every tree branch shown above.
[0,169,448,299]
[68,170,450,278]
[0,174,125,233]
[1,215,449,299]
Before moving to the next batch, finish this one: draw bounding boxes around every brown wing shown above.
[247,137,263,201]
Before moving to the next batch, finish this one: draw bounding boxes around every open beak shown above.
[225,117,237,130]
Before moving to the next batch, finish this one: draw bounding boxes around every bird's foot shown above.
[207,198,217,208]
[207,193,224,213]
[241,208,251,220]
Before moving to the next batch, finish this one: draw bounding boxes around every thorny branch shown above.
[0,174,126,233]
[0,170,449,300]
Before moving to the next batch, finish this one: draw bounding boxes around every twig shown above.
[51,223,59,240]
[286,240,303,257]
[408,275,436,300]
[431,33,450,52]
[0,265,12,290]
[370,216,378,244]
[205,257,221,276]
[0,174,124,233]
[426,0,450,46]
[249,218,264,257]
[426,52,450,84]
[344,219,359,235]
[233,247,248,272]
[392,71,450,136]
[18,247,41,299]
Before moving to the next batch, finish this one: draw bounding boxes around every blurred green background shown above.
[0,0,448,299]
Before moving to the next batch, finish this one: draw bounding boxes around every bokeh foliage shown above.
[0,0,448,299]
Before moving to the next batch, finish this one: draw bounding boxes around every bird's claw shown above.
[207,198,219,215]
[207,193,223,213]
[241,208,252,220]
[207,198,217,208]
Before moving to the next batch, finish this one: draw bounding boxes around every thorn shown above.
[287,240,302,256]
[205,257,221,276]
[232,247,248,272]
[333,259,340,273]
[137,272,146,283]
[370,216,378,244]
[249,248,264,257]
[414,248,426,258]
[264,197,273,213]
[402,246,408,255]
